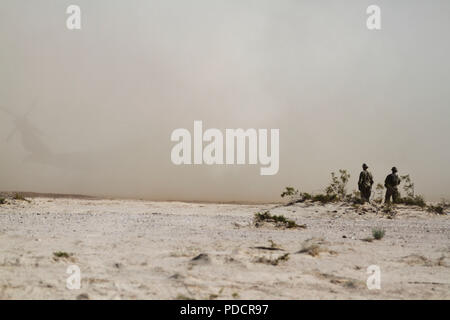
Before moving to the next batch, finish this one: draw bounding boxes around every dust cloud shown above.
[1,0,449,202]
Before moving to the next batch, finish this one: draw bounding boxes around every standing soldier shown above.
[358,163,374,202]
[384,167,401,203]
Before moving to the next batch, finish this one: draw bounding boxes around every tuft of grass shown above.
[297,238,337,257]
[399,195,426,208]
[344,280,358,289]
[254,211,305,229]
[269,240,280,249]
[297,244,321,257]
[13,193,26,200]
[281,187,298,199]
[311,193,337,204]
[53,251,71,259]
[232,292,239,299]
[280,187,314,205]
[428,205,444,215]
[0,197,5,205]
[255,253,290,266]
[299,192,312,201]
[372,228,385,240]
[427,200,449,215]
[348,193,365,205]
[13,193,31,203]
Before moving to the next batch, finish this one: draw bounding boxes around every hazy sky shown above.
[1,0,449,202]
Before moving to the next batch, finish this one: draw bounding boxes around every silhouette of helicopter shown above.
[1,104,158,173]
[0,104,101,170]
[1,104,55,161]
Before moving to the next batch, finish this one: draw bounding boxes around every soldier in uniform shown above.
[384,167,401,203]
[358,163,374,202]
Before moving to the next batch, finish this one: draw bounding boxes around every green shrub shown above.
[400,174,415,198]
[280,187,298,199]
[53,251,71,258]
[395,175,426,207]
[345,190,365,204]
[372,228,385,240]
[255,253,290,266]
[299,192,312,201]
[399,195,426,208]
[280,187,314,204]
[325,169,350,201]
[312,193,337,203]
[254,211,302,229]
[13,193,30,202]
[0,198,5,205]
[428,205,444,215]
[427,200,449,215]
[13,193,26,201]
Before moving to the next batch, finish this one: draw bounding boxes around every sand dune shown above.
[0,196,449,299]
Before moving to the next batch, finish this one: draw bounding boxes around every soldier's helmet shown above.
[392,167,398,173]
[362,163,368,169]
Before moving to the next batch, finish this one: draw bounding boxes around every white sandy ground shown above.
[0,196,449,300]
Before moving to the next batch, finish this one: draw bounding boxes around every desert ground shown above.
[0,194,449,300]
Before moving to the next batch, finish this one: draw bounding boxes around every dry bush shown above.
[254,211,305,229]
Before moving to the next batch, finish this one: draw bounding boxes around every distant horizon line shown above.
[0,190,279,205]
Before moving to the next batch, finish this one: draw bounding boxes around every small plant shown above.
[311,193,337,204]
[428,205,444,215]
[399,195,426,208]
[281,187,299,199]
[232,292,239,299]
[254,211,304,229]
[299,192,312,201]
[325,169,351,201]
[297,243,336,256]
[344,280,358,289]
[13,193,28,201]
[346,190,365,204]
[396,175,426,207]
[427,199,449,215]
[297,244,321,257]
[53,251,71,259]
[372,228,385,240]
[269,240,280,249]
[0,197,5,205]
[400,174,415,198]
[255,253,290,266]
[280,187,313,204]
